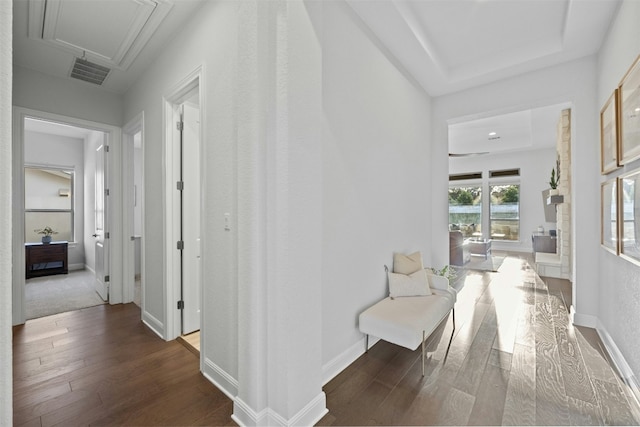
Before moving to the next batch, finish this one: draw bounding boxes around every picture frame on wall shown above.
[619,55,640,165]
[601,177,618,255]
[619,169,640,265]
[600,89,619,174]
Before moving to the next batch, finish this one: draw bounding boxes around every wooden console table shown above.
[25,241,68,279]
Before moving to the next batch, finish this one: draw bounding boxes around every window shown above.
[490,184,519,241]
[24,166,74,243]
[449,185,482,238]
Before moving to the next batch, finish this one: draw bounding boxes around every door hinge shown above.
[105,189,110,196]
[177,300,184,310]
[177,240,184,250]
[105,275,110,282]
[105,145,110,153]
[105,232,110,239]
[176,121,184,131]
[176,181,184,191]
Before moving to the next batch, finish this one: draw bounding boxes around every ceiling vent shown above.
[70,57,110,86]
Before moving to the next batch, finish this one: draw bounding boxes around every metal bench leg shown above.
[422,330,426,376]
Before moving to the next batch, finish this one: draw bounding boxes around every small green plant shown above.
[549,159,561,189]
[430,265,457,283]
[34,226,58,237]
[549,167,558,189]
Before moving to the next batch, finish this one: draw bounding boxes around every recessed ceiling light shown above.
[635,107,640,112]
[488,132,497,136]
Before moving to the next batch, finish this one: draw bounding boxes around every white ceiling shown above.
[25,117,95,139]
[13,0,621,153]
[13,0,204,94]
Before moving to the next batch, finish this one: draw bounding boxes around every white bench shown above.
[358,270,456,376]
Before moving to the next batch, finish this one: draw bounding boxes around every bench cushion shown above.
[359,290,455,351]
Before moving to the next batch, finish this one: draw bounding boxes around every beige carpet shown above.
[25,269,105,319]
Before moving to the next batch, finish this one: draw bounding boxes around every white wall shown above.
[449,147,558,252]
[122,0,239,389]
[13,66,122,127]
[321,1,432,371]
[24,130,85,266]
[0,1,13,424]
[596,0,640,383]
[432,56,600,322]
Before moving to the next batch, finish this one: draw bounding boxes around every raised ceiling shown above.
[346,0,621,96]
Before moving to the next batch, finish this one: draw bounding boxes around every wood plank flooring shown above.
[13,303,234,426]
[318,252,640,426]
[14,252,640,426]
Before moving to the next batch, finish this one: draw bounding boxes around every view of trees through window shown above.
[490,184,520,241]
[449,183,520,241]
[448,186,481,238]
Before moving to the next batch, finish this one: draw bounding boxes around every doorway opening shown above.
[123,114,145,311]
[13,109,121,323]
[163,68,203,357]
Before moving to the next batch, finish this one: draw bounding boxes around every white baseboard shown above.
[68,263,84,271]
[572,312,598,328]
[141,310,164,339]
[596,320,640,407]
[232,392,327,427]
[84,264,95,275]
[202,357,238,400]
[322,335,378,385]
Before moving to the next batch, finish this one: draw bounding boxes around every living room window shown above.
[24,166,74,243]
[448,185,482,238]
[489,184,520,241]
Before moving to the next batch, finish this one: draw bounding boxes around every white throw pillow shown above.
[393,251,423,275]
[388,269,432,298]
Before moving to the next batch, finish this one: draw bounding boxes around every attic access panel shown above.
[28,0,173,71]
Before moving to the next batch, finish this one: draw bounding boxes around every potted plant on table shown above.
[35,226,58,244]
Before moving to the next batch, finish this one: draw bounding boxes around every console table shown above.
[25,241,68,279]
[532,233,556,254]
[469,239,492,259]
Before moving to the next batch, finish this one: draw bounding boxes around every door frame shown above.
[12,107,123,325]
[122,113,145,307]
[162,66,205,342]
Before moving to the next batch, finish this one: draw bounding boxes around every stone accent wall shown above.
[556,109,572,279]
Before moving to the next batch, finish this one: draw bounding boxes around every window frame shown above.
[448,181,483,239]
[24,164,75,243]
[488,181,521,242]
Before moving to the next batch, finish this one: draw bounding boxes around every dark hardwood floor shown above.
[319,252,640,426]
[13,303,234,426]
[14,253,640,426]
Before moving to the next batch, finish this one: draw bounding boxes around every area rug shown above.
[25,269,105,319]
[460,255,506,272]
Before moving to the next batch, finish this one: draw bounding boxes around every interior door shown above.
[94,142,109,301]
[181,101,201,334]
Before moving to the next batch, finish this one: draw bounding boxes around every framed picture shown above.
[619,169,640,265]
[619,55,640,164]
[600,90,619,174]
[601,177,618,254]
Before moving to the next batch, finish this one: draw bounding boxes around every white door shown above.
[94,143,109,301]
[181,102,201,334]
